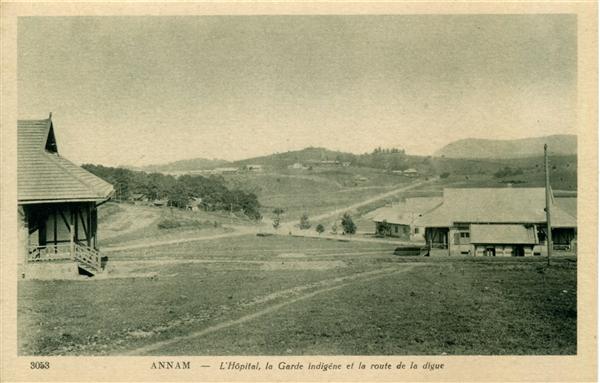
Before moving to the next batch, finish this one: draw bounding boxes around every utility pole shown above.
[544,144,553,266]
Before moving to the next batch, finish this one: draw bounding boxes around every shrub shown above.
[299,213,311,230]
[157,218,181,229]
[494,167,524,178]
[341,213,356,234]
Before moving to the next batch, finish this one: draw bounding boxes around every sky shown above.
[18,15,577,166]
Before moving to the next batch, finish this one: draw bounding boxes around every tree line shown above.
[82,164,262,220]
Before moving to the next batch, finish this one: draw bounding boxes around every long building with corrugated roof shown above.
[413,188,577,256]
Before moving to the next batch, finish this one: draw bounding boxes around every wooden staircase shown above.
[73,242,102,276]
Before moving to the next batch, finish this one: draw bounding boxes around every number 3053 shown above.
[30,361,50,369]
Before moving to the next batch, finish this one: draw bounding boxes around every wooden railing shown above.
[73,242,101,271]
[27,243,72,262]
[27,242,101,272]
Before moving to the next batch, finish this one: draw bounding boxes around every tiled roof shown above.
[18,117,114,203]
[470,224,538,245]
[414,188,576,228]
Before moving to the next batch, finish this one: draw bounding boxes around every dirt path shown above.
[109,249,394,264]
[279,179,430,230]
[102,229,256,253]
[123,264,420,355]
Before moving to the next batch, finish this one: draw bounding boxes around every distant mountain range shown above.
[433,134,577,159]
[138,158,230,173]
[129,135,577,173]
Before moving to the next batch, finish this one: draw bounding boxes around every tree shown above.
[341,213,356,234]
[272,216,281,230]
[377,220,392,236]
[272,207,284,230]
[331,222,338,234]
[316,224,325,235]
[167,181,189,208]
[299,213,311,230]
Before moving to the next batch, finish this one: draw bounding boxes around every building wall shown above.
[18,206,28,265]
[410,226,426,242]
[474,245,534,257]
[375,222,410,240]
[448,226,473,256]
[428,222,574,256]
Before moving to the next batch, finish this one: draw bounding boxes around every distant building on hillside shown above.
[213,167,239,174]
[288,162,308,170]
[372,197,443,241]
[414,188,577,256]
[18,114,114,278]
[244,164,264,172]
[186,197,203,211]
[129,193,148,205]
[402,168,419,177]
[306,159,341,167]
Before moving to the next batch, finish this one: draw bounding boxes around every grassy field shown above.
[172,259,575,355]
[223,170,412,220]
[18,235,576,356]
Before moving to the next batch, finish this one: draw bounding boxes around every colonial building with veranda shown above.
[414,188,577,257]
[18,114,114,278]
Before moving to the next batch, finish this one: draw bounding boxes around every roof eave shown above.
[18,196,112,205]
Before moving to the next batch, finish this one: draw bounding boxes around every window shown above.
[414,227,419,234]
[394,226,398,233]
[456,231,470,244]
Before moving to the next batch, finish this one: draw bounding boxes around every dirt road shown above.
[276,179,431,234]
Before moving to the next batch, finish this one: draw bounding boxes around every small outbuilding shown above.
[371,197,442,241]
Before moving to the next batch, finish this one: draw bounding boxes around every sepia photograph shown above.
[15,13,580,357]
[2,4,596,381]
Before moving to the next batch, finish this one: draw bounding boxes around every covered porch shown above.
[424,227,449,249]
[21,201,102,273]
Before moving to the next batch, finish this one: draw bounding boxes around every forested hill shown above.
[231,146,410,170]
[434,135,577,159]
[82,164,262,220]
[231,147,353,167]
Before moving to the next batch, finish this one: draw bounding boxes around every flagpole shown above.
[544,144,553,266]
